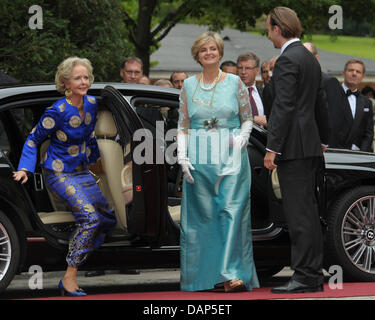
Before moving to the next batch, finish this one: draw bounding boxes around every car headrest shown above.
[95,110,117,138]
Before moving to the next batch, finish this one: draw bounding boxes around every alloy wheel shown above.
[0,222,11,281]
[341,196,375,274]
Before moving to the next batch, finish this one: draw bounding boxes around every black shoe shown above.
[271,279,324,294]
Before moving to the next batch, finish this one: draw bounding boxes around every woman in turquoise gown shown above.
[177,32,259,292]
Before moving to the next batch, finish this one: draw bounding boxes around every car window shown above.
[133,98,179,134]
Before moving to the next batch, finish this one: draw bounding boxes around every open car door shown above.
[101,86,168,245]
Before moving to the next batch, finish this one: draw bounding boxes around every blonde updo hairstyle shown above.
[55,57,94,94]
[191,31,224,65]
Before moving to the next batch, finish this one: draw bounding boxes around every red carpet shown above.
[22,282,375,300]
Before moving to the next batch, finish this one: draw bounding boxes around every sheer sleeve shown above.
[237,78,253,124]
[177,83,190,134]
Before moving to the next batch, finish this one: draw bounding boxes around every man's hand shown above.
[254,115,267,127]
[264,151,277,170]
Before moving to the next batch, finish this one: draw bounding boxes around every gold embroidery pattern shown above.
[69,116,82,128]
[27,140,36,147]
[58,103,66,112]
[68,145,80,157]
[85,112,92,125]
[30,126,36,134]
[66,186,76,196]
[81,141,86,153]
[87,96,96,104]
[42,117,55,129]
[52,159,64,172]
[90,130,95,138]
[56,130,67,142]
[83,204,95,213]
[86,147,91,158]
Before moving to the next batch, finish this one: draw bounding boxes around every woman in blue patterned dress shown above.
[178,32,259,292]
[13,57,116,296]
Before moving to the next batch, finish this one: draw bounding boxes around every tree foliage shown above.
[122,0,371,75]
[1,0,373,81]
[0,0,133,83]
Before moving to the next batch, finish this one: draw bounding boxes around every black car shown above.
[0,83,375,294]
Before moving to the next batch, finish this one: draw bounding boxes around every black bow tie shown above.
[346,89,360,97]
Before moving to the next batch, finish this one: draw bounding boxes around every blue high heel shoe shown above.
[58,280,87,297]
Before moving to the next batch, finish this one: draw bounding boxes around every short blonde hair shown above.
[191,31,224,65]
[55,57,94,94]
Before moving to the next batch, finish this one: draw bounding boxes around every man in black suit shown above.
[236,52,267,127]
[324,59,373,152]
[263,7,329,293]
[303,42,332,87]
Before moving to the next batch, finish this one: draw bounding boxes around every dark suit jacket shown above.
[262,82,273,119]
[266,41,329,160]
[324,77,374,152]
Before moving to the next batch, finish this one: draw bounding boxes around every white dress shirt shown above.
[342,83,357,119]
[280,38,300,55]
[248,84,264,116]
[341,83,360,150]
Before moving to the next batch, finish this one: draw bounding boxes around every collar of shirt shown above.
[247,83,258,93]
[280,38,300,55]
[341,83,358,96]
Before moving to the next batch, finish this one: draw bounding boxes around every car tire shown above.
[0,211,20,294]
[326,186,375,282]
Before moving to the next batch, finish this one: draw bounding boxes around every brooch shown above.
[203,117,219,130]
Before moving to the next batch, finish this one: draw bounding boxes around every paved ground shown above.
[2,267,375,300]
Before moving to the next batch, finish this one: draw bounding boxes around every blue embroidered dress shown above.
[18,95,116,267]
[178,73,259,291]
[18,95,100,173]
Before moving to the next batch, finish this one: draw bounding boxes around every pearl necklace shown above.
[199,69,222,91]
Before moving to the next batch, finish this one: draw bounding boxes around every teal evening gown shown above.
[178,73,259,291]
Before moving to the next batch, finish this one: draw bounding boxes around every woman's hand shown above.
[89,158,105,175]
[13,170,28,184]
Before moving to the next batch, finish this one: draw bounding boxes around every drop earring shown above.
[65,89,72,97]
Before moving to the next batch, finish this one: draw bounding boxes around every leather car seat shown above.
[95,110,127,230]
[38,140,75,224]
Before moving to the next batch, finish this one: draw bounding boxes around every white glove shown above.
[177,132,195,184]
[233,120,253,149]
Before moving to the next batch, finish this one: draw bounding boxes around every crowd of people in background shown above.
[119,41,375,152]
